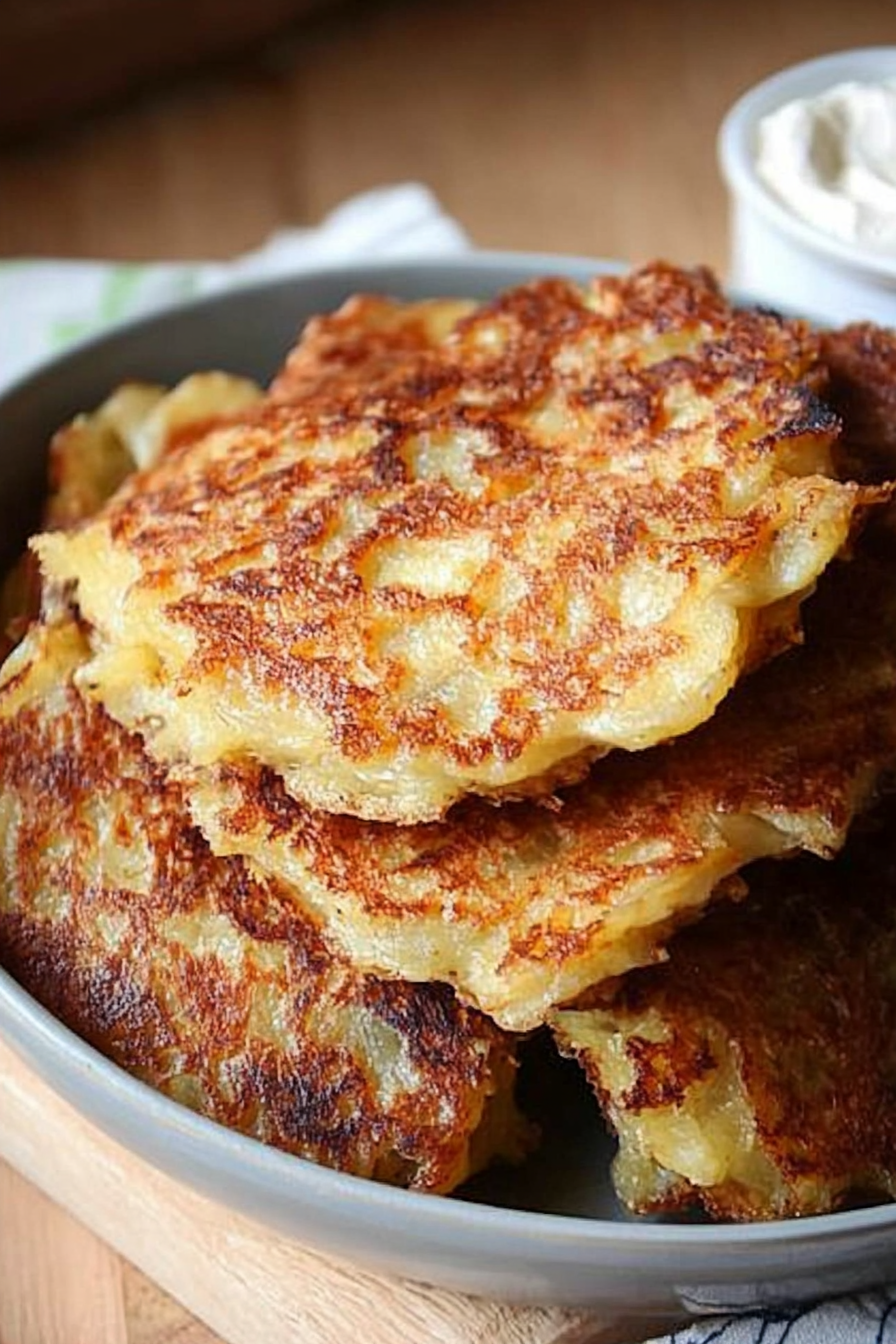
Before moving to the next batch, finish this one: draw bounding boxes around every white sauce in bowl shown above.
[755,78,896,253]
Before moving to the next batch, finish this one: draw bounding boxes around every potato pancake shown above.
[552,816,896,1221]
[43,373,263,531]
[2,373,262,658]
[184,553,896,1030]
[37,264,860,822]
[0,617,526,1193]
[822,321,896,485]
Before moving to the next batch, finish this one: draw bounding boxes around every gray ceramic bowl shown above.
[2,253,895,1315]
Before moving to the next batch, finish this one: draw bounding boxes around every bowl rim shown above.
[717,45,896,281]
[0,249,623,407]
[5,957,896,1256]
[2,249,896,1276]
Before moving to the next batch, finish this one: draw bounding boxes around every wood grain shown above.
[0,0,893,267]
[0,0,337,135]
[0,1037,670,1344]
[0,1163,127,1344]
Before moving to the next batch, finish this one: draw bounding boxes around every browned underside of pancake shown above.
[0,621,524,1193]
[822,322,896,482]
[186,548,896,1030]
[554,814,896,1221]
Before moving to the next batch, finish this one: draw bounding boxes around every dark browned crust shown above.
[565,810,896,1221]
[269,294,478,408]
[0,623,523,1192]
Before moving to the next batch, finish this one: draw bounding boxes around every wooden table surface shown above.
[1,0,895,1339]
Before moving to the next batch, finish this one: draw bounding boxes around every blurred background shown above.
[0,0,893,275]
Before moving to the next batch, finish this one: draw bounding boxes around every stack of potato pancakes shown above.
[4,262,896,1217]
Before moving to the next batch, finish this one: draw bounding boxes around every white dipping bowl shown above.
[719,47,896,324]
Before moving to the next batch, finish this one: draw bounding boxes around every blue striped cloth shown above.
[648,1292,896,1342]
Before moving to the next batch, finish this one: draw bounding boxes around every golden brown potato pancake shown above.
[552,814,896,1222]
[38,264,861,822]
[2,374,262,657]
[185,553,896,1031]
[0,617,526,1193]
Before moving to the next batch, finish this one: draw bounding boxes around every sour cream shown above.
[755,77,896,253]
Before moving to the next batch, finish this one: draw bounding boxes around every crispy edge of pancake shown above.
[35,264,866,823]
[820,321,896,560]
[183,549,896,1031]
[822,322,896,484]
[2,374,264,656]
[551,818,896,1221]
[268,294,480,406]
[0,616,530,1193]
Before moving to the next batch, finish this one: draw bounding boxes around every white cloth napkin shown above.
[2,180,894,1344]
[0,182,468,392]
